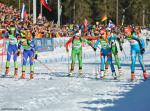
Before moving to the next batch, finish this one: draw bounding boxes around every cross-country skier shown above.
[17,30,38,79]
[93,29,117,79]
[5,26,19,77]
[124,26,148,81]
[65,30,93,76]
[106,28,123,76]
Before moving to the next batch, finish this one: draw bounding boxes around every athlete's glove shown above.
[120,46,123,51]
[66,48,69,52]
[17,50,21,56]
[93,47,97,52]
[141,48,145,54]
[34,54,38,60]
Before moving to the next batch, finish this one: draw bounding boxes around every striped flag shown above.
[101,15,107,22]
[40,0,52,12]
[21,3,27,21]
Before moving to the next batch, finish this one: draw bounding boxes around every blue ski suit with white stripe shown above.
[126,33,146,73]
[94,37,115,73]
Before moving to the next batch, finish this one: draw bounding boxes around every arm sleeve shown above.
[84,36,98,40]
[140,38,145,49]
[65,38,73,49]
[94,39,100,48]
[80,37,91,45]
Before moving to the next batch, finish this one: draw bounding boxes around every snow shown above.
[0,39,150,111]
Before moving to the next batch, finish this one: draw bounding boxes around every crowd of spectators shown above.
[0,3,110,39]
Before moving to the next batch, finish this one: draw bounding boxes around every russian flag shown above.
[21,3,27,21]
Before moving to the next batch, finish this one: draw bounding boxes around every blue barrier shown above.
[34,38,54,52]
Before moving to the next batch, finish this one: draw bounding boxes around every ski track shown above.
[0,43,150,111]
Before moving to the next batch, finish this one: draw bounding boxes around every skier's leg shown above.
[107,52,116,79]
[138,54,145,71]
[105,58,109,74]
[138,53,148,80]
[100,52,105,71]
[100,52,105,78]
[77,49,82,73]
[29,50,34,79]
[114,54,121,69]
[21,50,28,79]
[114,53,122,75]
[5,45,12,75]
[13,45,18,76]
[70,50,77,74]
[131,50,136,80]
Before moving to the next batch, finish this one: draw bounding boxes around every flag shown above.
[40,0,52,12]
[101,15,107,22]
[21,3,27,21]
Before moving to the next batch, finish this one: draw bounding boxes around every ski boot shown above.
[14,68,18,78]
[100,71,105,79]
[68,64,74,77]
[79,69,84,77]
[30,72,34,80]
[143,71,148,80]
[118,68,122,77]
[68,70,74,77]
[112,71,117,80]
[20,71,25,79]
[131,72,135,81]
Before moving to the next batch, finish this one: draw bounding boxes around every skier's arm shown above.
[116,36,123,51]
[65,38,73,52]
[140,38,145,49]
[80,37,91,45]
[140,38,145,54]
[83,36,98,40]
[93,39,100,49]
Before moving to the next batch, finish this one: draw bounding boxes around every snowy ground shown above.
[0,42,150,111]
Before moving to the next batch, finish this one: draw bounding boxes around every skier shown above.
[17,30,38,79]
[5,26,19,77]
[93,29,117,79]
[65,30,93,76]
[105,28,123,76]
[124,27,148,81]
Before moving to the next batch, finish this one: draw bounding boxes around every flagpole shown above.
[58,0,60,27]
[40,2,42,17]
[116,0,119,25]
[33,0,36,24]
[104,0,107,25]
[29,0,31,14]
[19,0,21,10]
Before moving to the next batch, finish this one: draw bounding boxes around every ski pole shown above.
[95,51,98,78]
[1,38,5,71]
[36,59,55,72]
[122,48,127,59]
[67,51,70,73]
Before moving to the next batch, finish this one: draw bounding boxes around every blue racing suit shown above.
[18,38,37,73]
[6,34,18,70]
[126,33,146,73]
[94,37,115,73]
